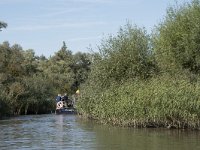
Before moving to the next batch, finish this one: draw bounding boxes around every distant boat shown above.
[55,100,77,115]
[55,107,77,114]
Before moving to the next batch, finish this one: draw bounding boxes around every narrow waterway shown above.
[0,114,199,150]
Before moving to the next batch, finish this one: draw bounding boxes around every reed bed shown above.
[78,75,200,129]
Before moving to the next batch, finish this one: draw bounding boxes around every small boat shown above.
[55,107,77,114]
[55,100,77,115]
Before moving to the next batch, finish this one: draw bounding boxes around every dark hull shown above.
[55,108,77,115]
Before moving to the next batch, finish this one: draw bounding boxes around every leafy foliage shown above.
[0,21,7,31]
[0,41,91,117]
[153,0,200,74]
[86,23,156,90]
[78,0,200,129]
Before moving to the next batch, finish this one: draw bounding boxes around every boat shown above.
[55,107,77,114]
[55,100,77,115]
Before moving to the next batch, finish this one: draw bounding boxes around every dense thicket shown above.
[84,24,156,89]
[0,41,91,117]
[153,0,200,75]
[77,0,200,129]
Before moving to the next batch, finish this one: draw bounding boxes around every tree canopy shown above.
[0,21,7,31]
[0,41,91,116]
[153,0,200,74]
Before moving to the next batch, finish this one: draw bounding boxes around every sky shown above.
[0,0,191,57]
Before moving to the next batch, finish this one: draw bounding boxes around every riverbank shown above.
[77,74,200,130]
[77,1,200,130]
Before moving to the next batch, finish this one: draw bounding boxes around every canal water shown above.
[0,114,200,150]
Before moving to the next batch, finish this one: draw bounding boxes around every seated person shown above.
[56,94,62,102]
[62,93,68,101]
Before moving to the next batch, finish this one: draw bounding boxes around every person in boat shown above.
[74,89,80,103]
[56,94,62,102]
[75,89,80,96]
[63,93,74,108]
[61,93,68,108]
[56,94,64,110]
[62,93,68,102]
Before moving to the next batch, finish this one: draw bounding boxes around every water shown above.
[0,114,200,150]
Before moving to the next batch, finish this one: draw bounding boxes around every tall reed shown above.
[78,74,200,129]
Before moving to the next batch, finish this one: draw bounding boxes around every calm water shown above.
[0,114,200,150]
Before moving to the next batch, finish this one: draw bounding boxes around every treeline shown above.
[0,41,91,117]
[77,0,200,129]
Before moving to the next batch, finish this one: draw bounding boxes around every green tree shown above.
[46,41,74,94]
[22,49,38,76]
[0,42,26,115]
[78,23,157,118]
[71,52,91,90]
[0,41,55,116]
[153,0,200,74]
[88,23,155,89]
[0,21,7,31]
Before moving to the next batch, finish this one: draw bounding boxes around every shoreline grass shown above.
[77,75,200,130]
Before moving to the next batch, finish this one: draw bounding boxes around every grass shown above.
[77,74,200,129]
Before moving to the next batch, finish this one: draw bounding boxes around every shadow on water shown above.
[0,114,200,150]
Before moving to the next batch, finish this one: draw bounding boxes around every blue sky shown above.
[0,0,191,57]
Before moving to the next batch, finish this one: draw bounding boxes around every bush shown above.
[78,74,200,129]
[87,23,156,89]
[153,0,200,74]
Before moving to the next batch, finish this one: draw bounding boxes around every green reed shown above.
[78,74,200,129]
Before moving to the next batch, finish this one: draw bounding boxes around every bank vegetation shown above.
[77,0,200,129]
[0,41,91,117]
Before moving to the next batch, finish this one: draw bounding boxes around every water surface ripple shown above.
[0,114,200,150]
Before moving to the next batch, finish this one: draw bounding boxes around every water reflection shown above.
[76,118,200,150]
[0,114,200,150]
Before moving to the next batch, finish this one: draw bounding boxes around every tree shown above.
[71,52,91,90]
[22,49,38,75]
[45,41,74,94]
[153,0,200,74]
[87,23,155,89]
[0,21,7,31]
[0,41,55,116]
